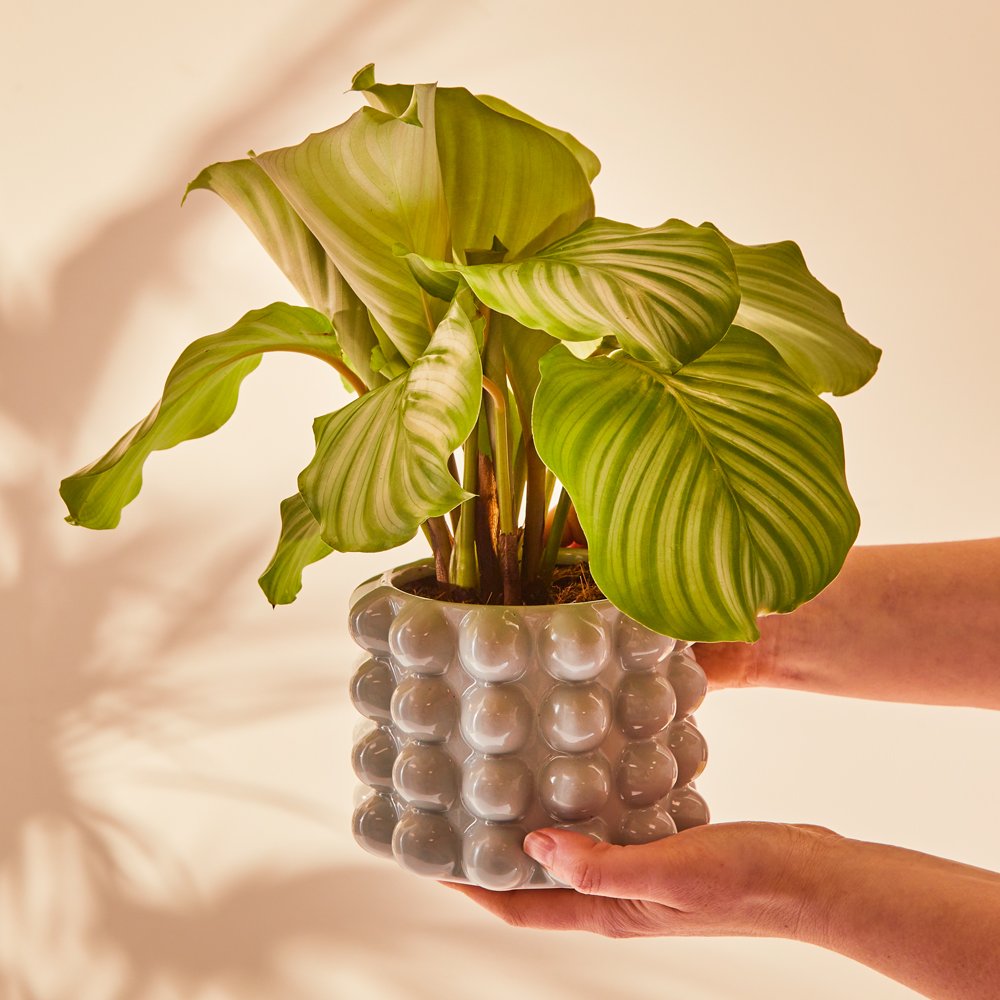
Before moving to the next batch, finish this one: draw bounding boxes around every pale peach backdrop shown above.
[2,2,998,998]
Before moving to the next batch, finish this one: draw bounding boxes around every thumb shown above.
[523,828,665,899]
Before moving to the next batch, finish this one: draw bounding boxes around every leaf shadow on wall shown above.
[0,5,781,998]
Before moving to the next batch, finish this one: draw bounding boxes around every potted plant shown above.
[60,64,880,890]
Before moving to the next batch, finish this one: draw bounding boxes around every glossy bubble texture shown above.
[348,565,711,888]
[619,805,677,845]
[458,608,531,683]
[462,822,536,890]
[389,602,455,674]
[539,605,610,681]
[462,755,533,822]
[539,752,612,821]
[392,742,457,812]
[350,659,396,723]
[540,682,612,753]
[352,792,397,858]
[390,676,457,743]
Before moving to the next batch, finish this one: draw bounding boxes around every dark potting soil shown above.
[398,562,606,606]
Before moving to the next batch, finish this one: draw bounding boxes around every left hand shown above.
[443,821,839,940]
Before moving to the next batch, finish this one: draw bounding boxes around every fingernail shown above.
[524,831,556,867]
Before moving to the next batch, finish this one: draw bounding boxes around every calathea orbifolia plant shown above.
[60,65,880,642]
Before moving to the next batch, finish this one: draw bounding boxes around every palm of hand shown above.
[445,822,835,940]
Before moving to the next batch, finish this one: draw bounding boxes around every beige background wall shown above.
[2,2,998,998]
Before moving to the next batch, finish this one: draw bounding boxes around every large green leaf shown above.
[470,94,600,183]
[406,218,740,369]
[705,223,881,395]
[259,492,333,605]
[350,63,413,117]
[533,328,860,641]
[298,295,481,551]
[184,158,340,317]
[60,304,338,529]
[434,86,594,260]
[185,158,385,390]
[351,65,599,219]
[501,315,558,432]
[254,84,449,364]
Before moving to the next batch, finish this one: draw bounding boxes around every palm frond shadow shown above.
[95,864,724,1000]
[0,1,451,996]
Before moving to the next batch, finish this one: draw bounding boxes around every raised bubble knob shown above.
[390,676,457,743]
[462,822,536,890]
[539,606,610,682]
[539,752,611,821]
[460,683,533,755]
[555,817,608,842]
[615,672,676,738]
[392,808,460,878]
[665,786,711,831]
[665,720,708,786]
[389,601,455,675]
[618,806,677,845]
[348,587,396,656]
[352,792,397,858]
[350,658,396,723]
[461,755,534,822]
[351,727,396,790]
[616,740,678,807]
[392,742,457,812]
[616,615,676,671]
[667,650,708,718]
[458,608,531,683]
[539,682,612,753]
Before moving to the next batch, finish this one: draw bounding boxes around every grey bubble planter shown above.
[349,558,710,890]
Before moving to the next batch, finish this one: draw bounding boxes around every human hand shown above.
[692,605,787,692]
[445,821,839,940]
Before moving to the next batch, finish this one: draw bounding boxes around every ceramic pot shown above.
[348,558,710,890]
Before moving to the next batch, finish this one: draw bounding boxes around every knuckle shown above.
[566,858,602,895]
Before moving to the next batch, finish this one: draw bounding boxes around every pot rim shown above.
[354,549,612,613]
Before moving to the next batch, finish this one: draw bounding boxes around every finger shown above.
[442,882,630,934]
[523,829,673,900]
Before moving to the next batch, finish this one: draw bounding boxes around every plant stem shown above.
[333,360,370,397]
[475,450,503,601]
[482,375,521,604]
[537,487,572,592]
[427,516,453,584]
[481,377,514,536]
[451,434,479,591]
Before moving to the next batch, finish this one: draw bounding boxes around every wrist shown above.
[753,823,846,942]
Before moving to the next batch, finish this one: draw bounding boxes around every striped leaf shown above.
[351,66,597,257]
[184,158,340,317]
[502,316,559,432]
[352,65,600,185]
[60,304,338,530]
[298,295,482,551]
[467,94,600,184]
[259,492,333,606]
[185,158,385,390]
[706,223,881,395]
[532,328,860,641]
[254,84,449,364]
[406,218,740,369]
[434,86,594,260]
[349,63,413,117]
